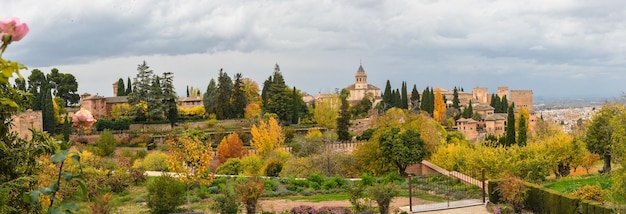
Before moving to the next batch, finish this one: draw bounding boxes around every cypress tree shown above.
[392,89,401,108]
[428,87,435,115]
[261,76,272,110]
[401,81,408,109]
[382,80,392,109]
[30,87,42,110]
[490,94,497,109]
[501,96,508,113]
[290,87,298,124]
[126,77,132,95]
[117,78,126,96]
[452,87,460,109]
[505,104,516,146]
[337,89,351,141]
[41,83,56,133]
[420,87,429,114]
[63,114,71,142]
[518,112,527,146]
[186,85,190,97]
[462,100,474,119]
[410,84,420,112]
[167,103,178,128]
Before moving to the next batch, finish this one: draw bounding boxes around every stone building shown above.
[344,64,381,104]
[472,87,488,104]
[80,93,129,118]
[177,96,203,108]
[9,110,43,140]
[456,87,536,141]
[510,90,533,111]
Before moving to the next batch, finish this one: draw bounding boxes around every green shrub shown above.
[129,134,152,147]
[307,173,326,186]
[95,129,117,157]
[359,173,375,187]
[368,182,399,214]
[146,175,186,214]
[263,159,283,177]
[488,179,503,204]
[241,155,264,176]
[264,179,280,192]
[206,114,218,127]
[121,148,134,160]
[216,158,242,175]
[129,167,147,185]
[141,151,169,171]
[135,149,148,159]
[210,182,240,214]
[107,170,131,193]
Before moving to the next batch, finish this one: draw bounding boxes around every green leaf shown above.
[61,172,73,181]
[27,190,40,203]
[39,187,52,195]
[52,152,67,163]
[48,206,63,214]
[70,153,80,163]
[60,201,79,211]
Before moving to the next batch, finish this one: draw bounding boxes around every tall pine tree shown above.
[161,72,177,127]
[231,73,248,119]
[263,64,292,122]
[203,78,218,115]
[216,69,233,119]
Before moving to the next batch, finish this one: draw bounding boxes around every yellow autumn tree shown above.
[111,103,131,118]
[250,117,285,159]
[166,133,213,209]
[216,133,248,164]
[433,88,447,124]
[244,102,262,124]
[313,93,340,129]
[516,106,530,132]
[242,78,261,104]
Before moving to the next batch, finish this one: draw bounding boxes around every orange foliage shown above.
[216,133,248,164]
[433,88,446,124]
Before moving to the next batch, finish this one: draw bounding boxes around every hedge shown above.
[489,179,619,214]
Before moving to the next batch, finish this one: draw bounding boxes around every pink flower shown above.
[73,108,97,128]
[0,17,29,42]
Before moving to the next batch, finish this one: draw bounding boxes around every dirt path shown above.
[259,197,433,213]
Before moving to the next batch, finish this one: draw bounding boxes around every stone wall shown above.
[9,110,43,140]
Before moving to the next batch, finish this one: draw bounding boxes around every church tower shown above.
[355,64,367,89]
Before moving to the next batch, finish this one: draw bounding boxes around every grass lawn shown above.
[543,174,611,193]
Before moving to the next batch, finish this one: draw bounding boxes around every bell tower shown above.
[355,64,367,89]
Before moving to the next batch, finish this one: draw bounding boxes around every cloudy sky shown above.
[2,0,625,99]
